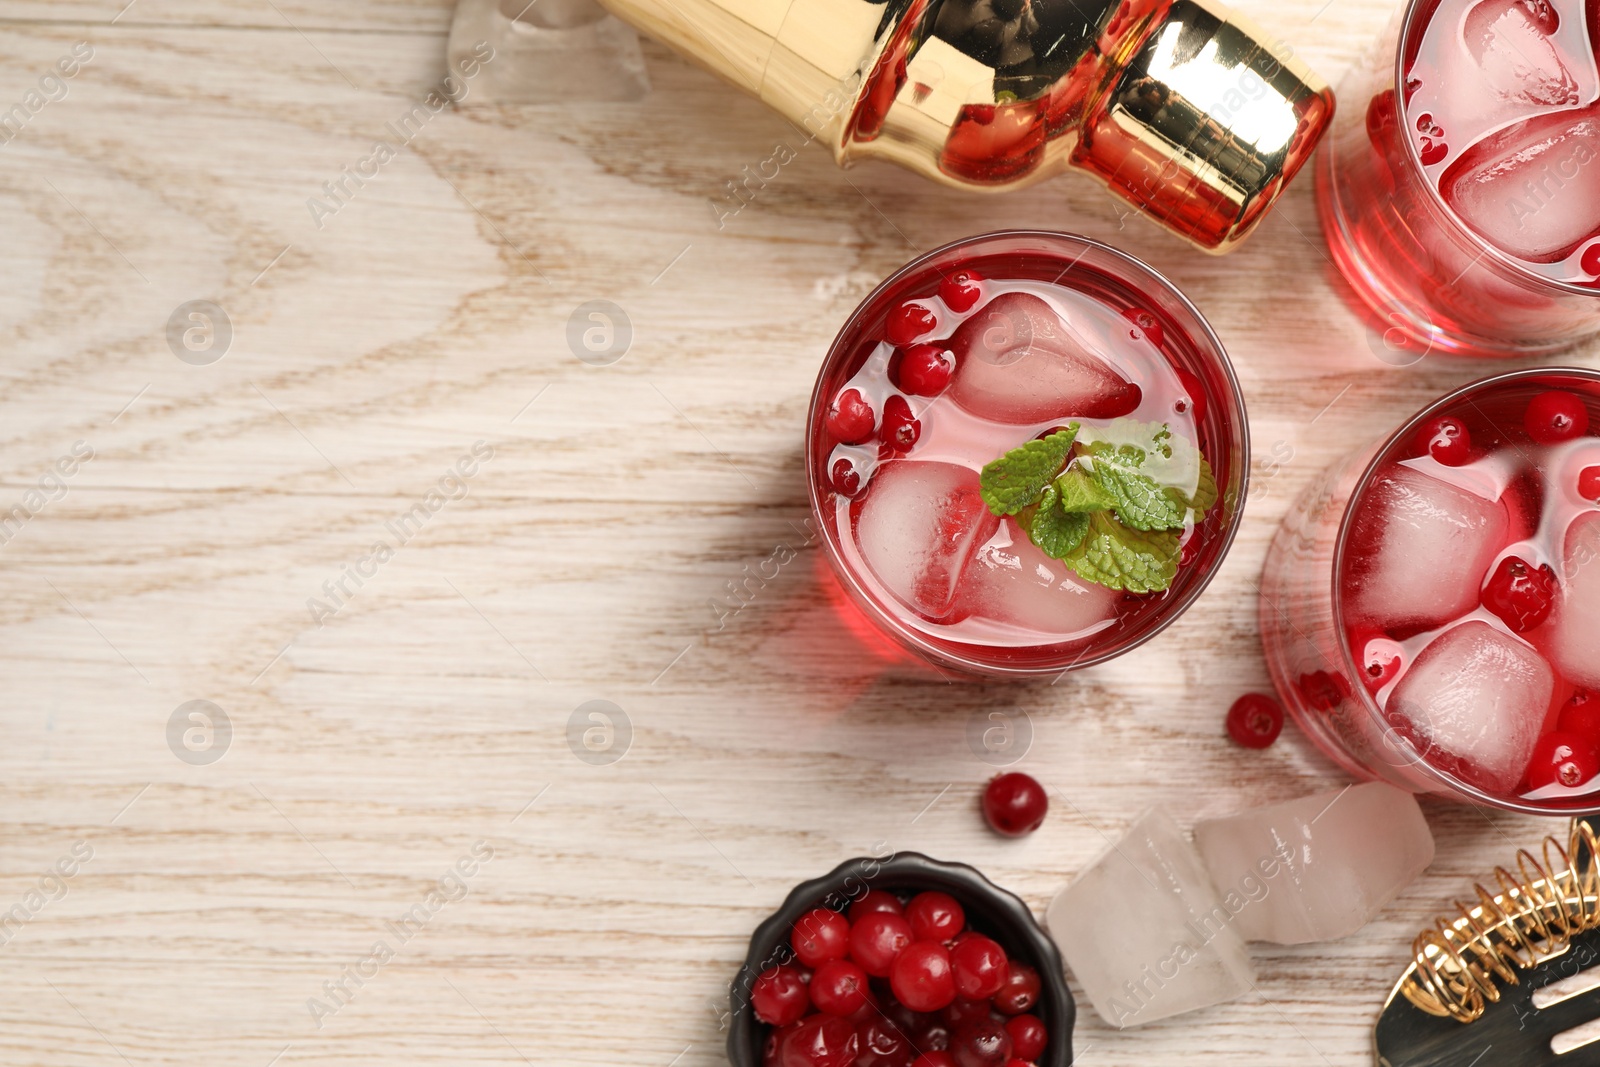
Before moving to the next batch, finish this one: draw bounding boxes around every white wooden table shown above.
[0,2,1595,1064]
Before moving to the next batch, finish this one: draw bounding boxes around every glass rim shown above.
[804,228,1251,677]
[1390,0,1600,299]
[1330,365,1600,814]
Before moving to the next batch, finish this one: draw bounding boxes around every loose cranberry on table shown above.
[849,909,913,977]
[1414,414,1472,466]
[940,269,983,313]
[890,940,958,1012]
[825,388,875,445]
[892,343,955,397]
[810,958,870,1016]
[780,1014,859,1067]
[991,962,1040,1016]
[1526,390,1591,444]
[848,888,904,921]
[887,300,939,345]
[1527,731,1600,791]
[1481,555,1558,633]
[1003,1014,1047,1061]
[1226,693,1284,748]
[981,773,1048,837]
[751,964,811,1026]
[950,933,1009,998]
[905,891,966,942]
[950,1018,1013,1067]
[792,907,851,968]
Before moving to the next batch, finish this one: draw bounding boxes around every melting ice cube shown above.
[947,292,1142,423]
[854,459,998,619]
[1047,808,1255,1029]
[1388,620,1555,794]
[1346,465,1509,631]
[1550,512,1600,690]
[1192,783,1435,945]
[1441,113,1600,263]
[961,522,1121,637]
[1463,0,1580,107]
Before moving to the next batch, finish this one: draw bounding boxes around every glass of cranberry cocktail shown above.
[1261,368,1600,814]
[806,231,1248,678]
[1316,0,1600,356]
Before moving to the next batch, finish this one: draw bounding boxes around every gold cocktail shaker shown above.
[596,0,1334,251]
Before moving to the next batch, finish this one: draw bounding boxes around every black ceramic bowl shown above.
[727,852,1074,1067]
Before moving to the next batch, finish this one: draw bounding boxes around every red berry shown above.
[1481,555,1558,633]
[950,933,1009,999]
[849,889,904,922]
[950,1018,1013,1067]
[881,395,920,451]
[1174,366,1206,422]
[826,389,876,445]
[831,457,863,497]
[911,1055,957,1067]
[1414,415,1472,466]
[1579,466,1600,503]
[1122,307,1164,347]
[856,1016,916,1067]
[992,963,1039,1016]
[1355,634,1405,691]
[1003,1015,1047,1061]
[887,301,938,345]
[810,959,869,1016]
[893,344,955,396]
[792,908,851,968]
[781,1015,859,1067]
[941,997,995,1029]
[766,1023,803,1067]
[884,1001,942,1049]
[905,892,965,942]
[849,910,914,977]
[1526,731,1600,791]
[890,941,957,1013]
[752,964,811,1026]
[1226,693,1284,748]
[1001,1061,1034,1067]
[1526,390,1591,444]
[981,773,1048,837]
[940,269,983,313]
[1560,690,1600,738]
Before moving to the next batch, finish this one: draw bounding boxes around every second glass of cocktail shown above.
[807,232,1248,677]
[1262,368,1600,814]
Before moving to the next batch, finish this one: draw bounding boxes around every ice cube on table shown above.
[1441,113,1600,262]
[1463,0,1579,108]
[1192,783,1435,945]
[961,521,1121,636]
[1551,512,1600,690]
[1047,808,1255,1029]
[1346,465,1509,631]
[947,292,1141,424]
[1388,620,1555,794]
[854,459,998,619]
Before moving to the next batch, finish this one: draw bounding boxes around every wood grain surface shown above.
[0,1,1596,1065]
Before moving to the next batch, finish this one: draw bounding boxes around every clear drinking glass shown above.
[1315,0,1600,357]
[1260,368,1600,815]
[806,231,1248,678]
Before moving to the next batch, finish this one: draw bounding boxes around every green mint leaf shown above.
[980,426,1079,516]
[1053,468,1116,513]
[1080,419,1215,531]
[1062,512,1181,593]
[1028,485,1092,558]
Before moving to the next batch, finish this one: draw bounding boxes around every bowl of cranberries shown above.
[728,852,1073,1067]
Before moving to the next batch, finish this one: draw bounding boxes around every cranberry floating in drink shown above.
[1261,368,1600,813]
[808,232,1247,677]
[1317,0,1600,354]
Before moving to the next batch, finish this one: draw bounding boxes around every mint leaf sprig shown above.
[977,420,1216,594]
